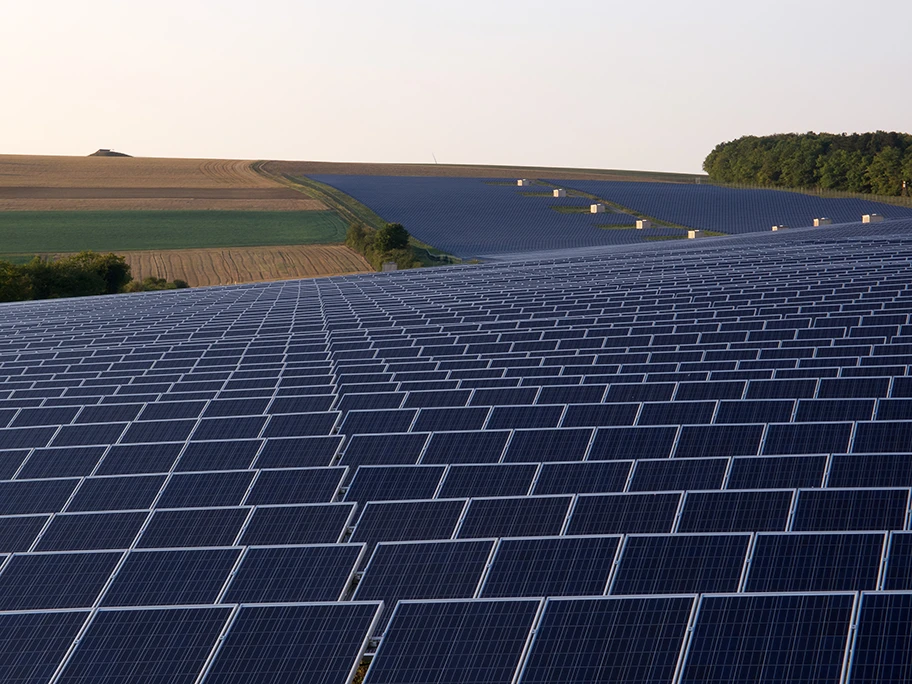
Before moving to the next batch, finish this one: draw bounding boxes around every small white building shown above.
[636,219,651,230]
[863,213,884,223]
[517,179,531,187]
[590,203,606,214]
[687,230,706,239]
[381,262,398,272]
[814,218,832,227]
[772,225,789,232]
[553,188,566,198]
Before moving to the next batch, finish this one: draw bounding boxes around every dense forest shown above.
[703,132,912,195]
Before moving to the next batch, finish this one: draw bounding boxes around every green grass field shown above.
[0,211,348,254]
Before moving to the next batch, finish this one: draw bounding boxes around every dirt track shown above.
[117,245,372,287]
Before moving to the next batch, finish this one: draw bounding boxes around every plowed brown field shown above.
[115,245,372,287]
[0,155,280,188]
[0,155,326,211]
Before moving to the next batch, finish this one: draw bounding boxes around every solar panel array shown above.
[309,174,912,258]
[2,219,912,681]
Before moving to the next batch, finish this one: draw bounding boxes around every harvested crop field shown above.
[0,155,280,188]
[0,156,323,212]
[118,245,372,287]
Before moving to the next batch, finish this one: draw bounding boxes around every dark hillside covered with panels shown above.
[1,220,912,681]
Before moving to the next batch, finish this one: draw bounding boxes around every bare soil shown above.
[113,244,372,287]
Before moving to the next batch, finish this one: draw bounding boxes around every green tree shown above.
[0,262,31,302]
[67,251,132,294]
[374,223,410,252]
[867,147,904,195]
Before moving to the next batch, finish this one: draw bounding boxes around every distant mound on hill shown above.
[88,149,131,157]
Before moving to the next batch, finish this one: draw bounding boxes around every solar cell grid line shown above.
[353,538,496,631]
[364,597,542,684]
[516,595,695,684]
[791,488,910,532]
[100,547,244,607]
[676,489,795,534]
[201,602,383,684]
[678,592,855,684]
[480,535,621,599]
[54,604,234,684]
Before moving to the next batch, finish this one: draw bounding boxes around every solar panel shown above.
[456,495,572,538]
[630,457,728,492]
[0,610,90,683]
[101,547,242,606]
[0,550,122,610]
[480,535,619,598]
[567,493,681,535]
[35,510,148,552]
[136,507,250,548]
[344,465,444,503]
[503,428,593,462]
[203,603,381,684]
[366,598,540,684]
[421,430,510,464]
[588,426,678,460]
[351,499,466,551]
[727,454,826,489]
[238,503,355,545]
[245,467,346,505]
[677,490,793,533]
[745,532,884,592]
[792,488,909,531]
[56,605,232,684]
[611,533,749,595]
[519,596,694,684]
[679,593,854,683]
[532,460,632,495]
[354,539,494,629]
[223,544,364,603]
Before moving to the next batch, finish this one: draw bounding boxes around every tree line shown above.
[346,222,420,270]
[0,252,188,303]
[703,131,912,195]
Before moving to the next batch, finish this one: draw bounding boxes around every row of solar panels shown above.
[3,591,908,682]
[1,484,911,547]
[3,530,912,613]
[5,417,912,468]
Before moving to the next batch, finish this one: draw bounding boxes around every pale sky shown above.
[2,0,909,174]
